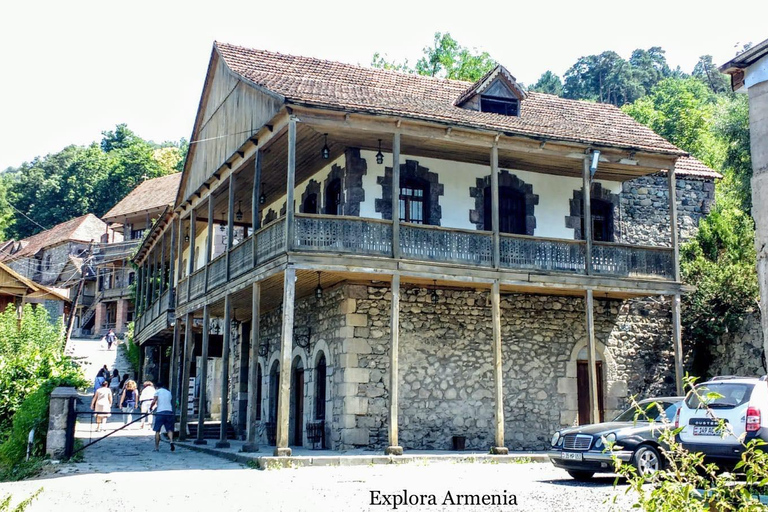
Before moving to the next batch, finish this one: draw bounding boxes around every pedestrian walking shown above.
[106,329,116,350]
[139,381,156,429]
[151,382,175,452]
[110,369,121,405]
[91,380,112,431]
[93,369,106,394]
[119,373,130,391]
[119,380,138,425]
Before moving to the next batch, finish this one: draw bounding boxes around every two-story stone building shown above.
[132,42,719,455]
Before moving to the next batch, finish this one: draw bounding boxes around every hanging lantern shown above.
[376,139,384,165]
[321,134,330,159]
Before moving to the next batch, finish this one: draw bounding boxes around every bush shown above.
[122,321,140,375]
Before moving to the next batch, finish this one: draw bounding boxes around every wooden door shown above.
[577,360,604,424]
[292,368,304,446]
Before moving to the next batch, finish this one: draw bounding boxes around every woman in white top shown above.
[139,381,156,429]
[91,380,112,431]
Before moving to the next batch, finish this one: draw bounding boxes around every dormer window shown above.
[480,95,519,116]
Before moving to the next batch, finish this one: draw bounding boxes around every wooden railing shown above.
[208,253,227,290]
[400,224,492,266]
[500,234,586,273]
[136,288,173,336]
[255,218,285,263]
[230,235,253,278]
[177,277,188,304]
[592,242,674,280]
[189,268,205,299]
[294,214,392,256]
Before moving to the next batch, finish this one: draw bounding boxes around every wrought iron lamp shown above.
[258,339,270,357]
[321,134,330,159]
[295,326,312,352]
[236,201,243,222]
[375,139,384,165]
[220,214,226,232]
[315,272,323,299]
[259,183,266,205]
[231,308,241,331]
[431,279,439,304]
[184,233,190,243]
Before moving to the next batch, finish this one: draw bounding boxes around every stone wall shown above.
[708,311,766,377]
[621,174,715,246]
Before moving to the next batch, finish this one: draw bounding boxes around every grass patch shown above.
[0,488,43,511]
[0,458,47,482]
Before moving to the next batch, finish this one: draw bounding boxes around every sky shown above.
[1,0,766,171]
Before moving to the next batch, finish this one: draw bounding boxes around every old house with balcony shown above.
[0,261,70,323]
[0,213,115,333]
[87,173,183,336]
[132,42,719,455]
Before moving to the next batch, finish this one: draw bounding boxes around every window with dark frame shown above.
[480,95,519,116]
[255,363,262,421]
[303,193,318,214]
[325,179,342,215]
[589,199,613,242]
[483,186,527,234]
[315,354,326,420]
[399,179,428,224]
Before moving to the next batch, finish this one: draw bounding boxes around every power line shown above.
[4,201,48,232]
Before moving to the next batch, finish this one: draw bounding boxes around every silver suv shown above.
[677,376,768,462]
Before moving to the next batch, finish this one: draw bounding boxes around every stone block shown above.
[339,299,357,314]
[557,377,575,394]
[337,354,358,368]
[608,381,628,397]
[344,396,369,415]
[341,428,369,446]
[342,339,372,354]
[340,414,357,428]
[346,313,368,327]
[343,368,370,383]
[346,285,369,299]
[560,410,577,426]
[336,383,359,396]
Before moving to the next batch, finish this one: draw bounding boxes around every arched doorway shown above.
[268,360,279,445]
[325,179,342,215]
[255,363,263,421]
[290,356,305,446]
[484,185,526,234]
[315,352,327,449]
[576,347,605,424]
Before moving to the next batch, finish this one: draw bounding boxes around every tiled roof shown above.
[216,42,686,156]
[103,173,181,221]
[1,214,106,261]
[672,156,722,179]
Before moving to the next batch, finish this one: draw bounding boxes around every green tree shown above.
[692,55,730,95]
[713,94,752,211]
[372,32,496,82]
[528,70,563,96]
[629,47,671,94]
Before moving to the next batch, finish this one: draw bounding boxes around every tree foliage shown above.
[372,32,496,82]
[1,124,184,240]
[528,70,563,96]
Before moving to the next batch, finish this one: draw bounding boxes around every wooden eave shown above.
[133,206,175,265]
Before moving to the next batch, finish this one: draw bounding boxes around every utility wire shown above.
[4,201,48,232]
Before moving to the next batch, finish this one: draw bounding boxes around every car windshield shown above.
[613,401,679,422]
[685,382,754,409]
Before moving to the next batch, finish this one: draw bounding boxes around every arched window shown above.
[576,347,605,424]
[399,178,428,224]
[315,353,326,421]
[303,193,318,214]
[483,186,526,234]
[269,361,280,424]
[325,179,342,215]
[255,363,263,421]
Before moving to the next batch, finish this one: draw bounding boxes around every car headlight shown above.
[604,433,617,445]
[551,432,560,447]
[595,437,603,448]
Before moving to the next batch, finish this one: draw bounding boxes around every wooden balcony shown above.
[165,213,675,317]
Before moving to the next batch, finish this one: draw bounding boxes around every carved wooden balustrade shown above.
[188,268,205,299]
[294,214,392,256]
[592,242,674,280]
[208,253,227,289]
[229,236,253,278]
[255,218,285,263]
[500,234,586,273]
[400,224,492,266]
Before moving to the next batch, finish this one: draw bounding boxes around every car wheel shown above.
[567,470,595,481]
[634,445,662,476]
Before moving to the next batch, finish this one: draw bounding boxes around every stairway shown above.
[186,421,237,440]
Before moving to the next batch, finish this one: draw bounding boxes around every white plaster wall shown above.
[260,155,341,222]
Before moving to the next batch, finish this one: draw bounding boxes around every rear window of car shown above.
[685,382,754,409]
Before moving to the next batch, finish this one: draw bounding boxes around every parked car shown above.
[548,397,683,481]
[677,376,768,464]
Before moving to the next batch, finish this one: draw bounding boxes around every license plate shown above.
[693,426,718,436]
[561,452,583,461]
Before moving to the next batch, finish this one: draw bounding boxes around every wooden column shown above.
[178,313,194,441]
[252,151,262,266]
[274,267,296,456]
[585,289,600,424]
[160,230,166,293]
[669,163,683,394]
[285,119,297,253]
[169,321,181,406]
[226,172,236,280]
[176,216,184,283]
[243,282,261,452]
[583,156,593,274]
[204,197,214,293]
[216,295,232,448]
[672,294,684,395]
[153,246,159,302]
[491,143,500,269]
[385,273,403,455]
[391,133,401,259]
[490,280,508,454]
[195,305,210,445]
[188,209,197,277]
[143,261,150,310]
[136,265,143,314]
[168,216,176,300]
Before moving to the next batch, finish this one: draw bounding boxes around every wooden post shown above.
[585,289,600,424]
[285,119,297,253]
[252,152,262,266]
[391,133,401,259]
[583,156,593,274]
[385,273,403,455]
[169,321,180,406]
[136,265,143,314]
[148,251,156,305]
[160,230,166,294]
[243,282,261,452]
[216,295,232,448]
[194,305,210,445]
[178,313,194,441]
[226,172,236,280]
[491,143,500,269]
[490,280,508,454]
[204,197,214,293]
[672,294,684,395]
[168,219,176,294]
[176,216,184,284]
[274,267,295,456]
[188,208,197,275]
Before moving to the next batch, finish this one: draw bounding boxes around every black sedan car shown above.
[548,397,683,480]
